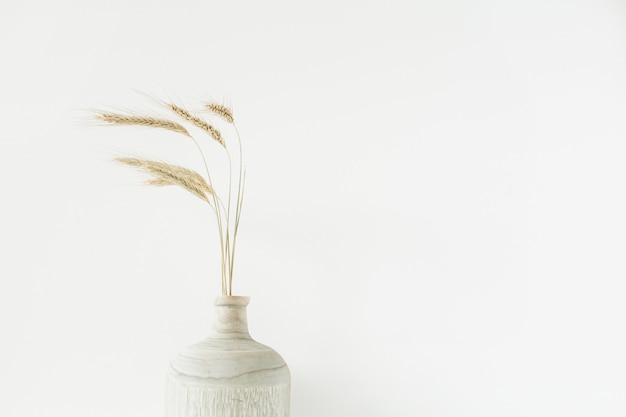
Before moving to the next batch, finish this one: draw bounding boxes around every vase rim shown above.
[214,295,250,306]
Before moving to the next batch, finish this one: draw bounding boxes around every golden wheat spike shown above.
[167,104,225,147]
[116,157,213,202]
[204,103,234,124]
[145,160,214,194]
[95,112,190,137]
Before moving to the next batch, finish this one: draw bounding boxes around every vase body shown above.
[165,296,290,417]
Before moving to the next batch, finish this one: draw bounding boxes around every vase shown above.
[165,296,290,417]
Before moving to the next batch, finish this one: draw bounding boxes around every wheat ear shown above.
[116,157,213,202]
[167,104,225,147]
[204,103,234,124]
[95,112,190,137]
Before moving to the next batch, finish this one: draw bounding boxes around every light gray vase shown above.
[165,296,290,417]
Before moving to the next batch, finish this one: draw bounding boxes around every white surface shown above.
[1,0,626,416]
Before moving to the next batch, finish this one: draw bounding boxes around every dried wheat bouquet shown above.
[93,99,244,296]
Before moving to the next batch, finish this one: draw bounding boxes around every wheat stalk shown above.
[168,104,225,147]
[116,157,213,202]
[165,103,229,293]
[95,97,245,296]
[95,112,190,137]
[204,103,234,124]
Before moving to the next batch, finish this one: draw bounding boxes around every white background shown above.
[1,0,625,416]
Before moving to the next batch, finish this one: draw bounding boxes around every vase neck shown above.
[211,296,251,339]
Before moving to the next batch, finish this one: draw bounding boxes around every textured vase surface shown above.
[165,296,290,417]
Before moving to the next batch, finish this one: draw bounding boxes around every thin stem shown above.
[228,124,245,294]
[229,169,245,295]
[224,149,233,295]
[190,135,227,294]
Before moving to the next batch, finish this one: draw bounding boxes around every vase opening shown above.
[212,296,251,338]
[214,295,250,306]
